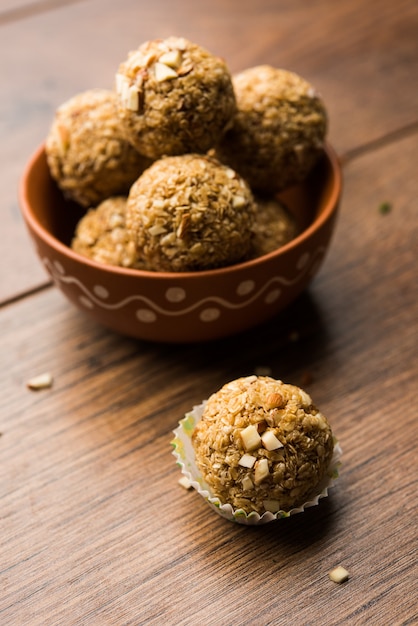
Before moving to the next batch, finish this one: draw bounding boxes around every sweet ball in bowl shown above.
[115,36,237,159]
[45,88,152,208]
[215,65,328,194]
[125,153,256,273]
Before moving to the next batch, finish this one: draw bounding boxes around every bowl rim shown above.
[19,142,342,281]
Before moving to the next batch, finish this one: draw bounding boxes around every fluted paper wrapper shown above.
[171,402,342,525]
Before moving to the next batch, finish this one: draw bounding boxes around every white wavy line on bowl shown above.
[43,246,325,315]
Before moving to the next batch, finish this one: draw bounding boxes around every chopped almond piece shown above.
[261,430,283,451]
[238,453,257,468]
[254,458,269,484]
[328,566,349,584]
[240,424,261,451]
[263,500,281,513]
[242,475,253,491]
[26,372,53,390]
[159,49,182,68]
[154,62,178,82]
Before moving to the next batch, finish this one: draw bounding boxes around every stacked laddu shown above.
[45,36,328,272]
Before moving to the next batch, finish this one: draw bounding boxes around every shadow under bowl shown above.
[19,143,342,343]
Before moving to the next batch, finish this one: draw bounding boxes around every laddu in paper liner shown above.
[171,403,342,525]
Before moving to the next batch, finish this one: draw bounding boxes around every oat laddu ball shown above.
[249,196,299,259]
[71,196,146,269]
[126,154,256,272]
[115,36,236,159]
[46,89,152,207]
[192,375,334,515]
[216,66,328,193]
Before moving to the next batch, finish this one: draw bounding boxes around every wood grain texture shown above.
[1,1,418,624]
[0,0,85,24]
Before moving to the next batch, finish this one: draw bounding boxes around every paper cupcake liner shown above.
[171,402,342,525]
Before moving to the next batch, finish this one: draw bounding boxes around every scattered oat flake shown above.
[328,566,350,584]
[26,372,53,391]
[379,201,392,215]
[178,475,192,490]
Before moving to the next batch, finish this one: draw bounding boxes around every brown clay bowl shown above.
[19,143,342,343]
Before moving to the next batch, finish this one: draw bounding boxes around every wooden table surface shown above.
[1,1,417,624]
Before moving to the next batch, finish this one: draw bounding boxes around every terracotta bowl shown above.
[19,143,342,343]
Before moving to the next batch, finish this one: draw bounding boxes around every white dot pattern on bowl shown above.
[93,285,109,299]
[236,280,255,296]
[199,308,221,322]
[42,247,326,329]
[165,287,186,303]
[264,289,281,304]
[136,309,157,323]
